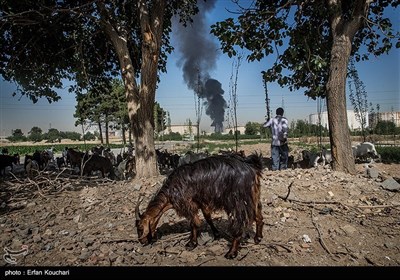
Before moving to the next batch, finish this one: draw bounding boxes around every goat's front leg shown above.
[185,214,201,250]
[201,207,221,240]
[225,235,241,259]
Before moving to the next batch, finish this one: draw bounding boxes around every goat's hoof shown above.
[254,236,262,244]
[185,241,197,250]
[224,251,238,259]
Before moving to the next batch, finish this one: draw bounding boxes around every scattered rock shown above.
[381,177,400,192]
[341,224,357,235]
[0,151,398,266]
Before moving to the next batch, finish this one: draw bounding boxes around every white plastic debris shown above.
[302,234,312,243]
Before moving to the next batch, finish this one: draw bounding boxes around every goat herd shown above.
[0,146,132,180]
[0,141,381,259]
[0,141,380,180]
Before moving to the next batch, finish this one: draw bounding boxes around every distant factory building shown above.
[369,111,400,127]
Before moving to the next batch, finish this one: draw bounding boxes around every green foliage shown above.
[211,1,400,99]
[289,120,329,138]
[73,79,131,144]
[74,81,114,127]
[28,126,43,142]
[245,122,261,135]
[0,0,209,178]
[12,129,24,138]
[6,129,27,142]
[348,59,369,141]
[376,146,400,163]
[83,132,96,141]
[374,120,397,135]
[204,133,261,141]
[0,1,128,101]
[292,141,316,150]
[7,127,82,142]
[0,1,200,102]
[43,128,61,143]
[6,135,27,143]
[161,132,182,141]
[3,145,63,156]
[3,143,126,156]
[155,102,167,135]
[93,131,100,140]
[60,131,81,141]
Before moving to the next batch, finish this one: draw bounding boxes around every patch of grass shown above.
[1,143,126,155]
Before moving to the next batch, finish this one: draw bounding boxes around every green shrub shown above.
[376,146,400,163]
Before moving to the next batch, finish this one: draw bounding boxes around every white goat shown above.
[321,147,332,166]
[46,147,55,163]
[352,142,380,162]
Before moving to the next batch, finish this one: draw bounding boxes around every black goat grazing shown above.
[135,153,264,259]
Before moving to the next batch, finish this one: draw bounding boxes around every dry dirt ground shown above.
[0,143,399,267]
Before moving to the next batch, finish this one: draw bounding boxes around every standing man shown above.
[263,107,289,170]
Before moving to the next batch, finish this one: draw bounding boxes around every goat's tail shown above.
[244,152,263,171]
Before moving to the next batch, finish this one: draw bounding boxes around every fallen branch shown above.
[55,168,69,181]
[27,177,48,200]
[196,257,216,266]
[311,201,332,256]
[243,241,292,253]
[100,238,138,243]
[283,182,294,201]
[278,196,342,205]
[356,204,400,209]
[8,172,23,183]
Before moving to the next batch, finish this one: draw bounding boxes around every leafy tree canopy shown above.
[28,126,43,142]
[375,120,397,135]
[244,121,261,135]
[211,0,399,99]
[0,0,199,103]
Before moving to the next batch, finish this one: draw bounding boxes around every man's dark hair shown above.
[276,107,284,116]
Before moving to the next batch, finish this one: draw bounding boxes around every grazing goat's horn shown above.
[135,195,144,220]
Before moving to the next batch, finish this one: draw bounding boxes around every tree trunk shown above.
[326,38,356,174]
[326,0,369,174]
[122,126,126,145]
[98,0,167,178]
[98,121,103,144]
[133,0,167,178]
[105,118,109,146]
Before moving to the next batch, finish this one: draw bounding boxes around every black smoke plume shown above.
[174,0,226,133]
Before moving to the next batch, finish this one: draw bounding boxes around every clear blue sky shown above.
[1,1,399,136]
